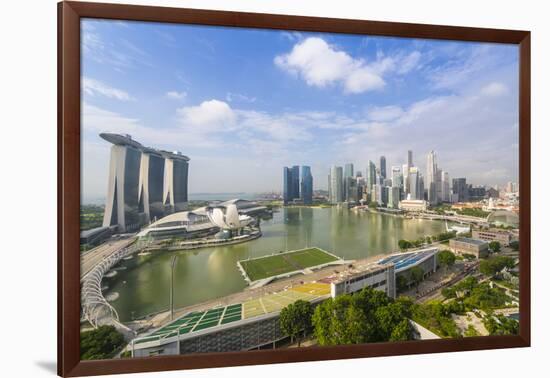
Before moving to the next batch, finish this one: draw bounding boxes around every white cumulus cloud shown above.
[275,37,421,94]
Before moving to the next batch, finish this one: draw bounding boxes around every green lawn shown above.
[240,248,339,281]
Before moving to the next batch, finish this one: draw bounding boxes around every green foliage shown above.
[80,205,105,231]
[489,241,501,252]
[398,239,413,250]
[396,275,408,292]
[442,276,478,299]
[441,276,510,312]
[312,288,414,346]
[368,201,380,209]
[456,207,491,218]
[464,324,480,337]
[509,240,519,251]
[80,326,125,360]
[483,315,519,335]
[479,256,515,277]
[412,301,461,338]
[432,231,457,242]
[409,266,424,291]
[437,250,456,272]
[279,300,314,346]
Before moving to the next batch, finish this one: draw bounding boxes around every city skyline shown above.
[81,19,519,203]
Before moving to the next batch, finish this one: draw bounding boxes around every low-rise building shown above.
[449,237,489,258]
[399,199,428,212]
[472,229,512,246]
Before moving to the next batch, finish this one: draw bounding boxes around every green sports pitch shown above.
[239,247,339,282]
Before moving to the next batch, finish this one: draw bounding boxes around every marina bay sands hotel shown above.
[100,133,189,232]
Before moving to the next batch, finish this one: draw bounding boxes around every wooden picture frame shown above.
[58,1,530,376]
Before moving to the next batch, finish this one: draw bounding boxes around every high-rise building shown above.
[344,163,354,201]
[391,166,402,189]
[291,165,300,200]
[301,165,313,205]
[162,152,190,213]
[426,150,438,204]
[372,184,382,205]
[409,167,420,200]
[403,150,413,196]
[388,186,401,208]
[283,167,292,205]
[452,178,469,202]
[442,171,450,202]
[101,133,189,232]
[367,161,376,193]
[138,151,165,223]
[346,177,359,203]
[329,165,344,204]
[380,156,386,179]
[344,163,354,178]
[283,165,301,205]
[402,163,410,195]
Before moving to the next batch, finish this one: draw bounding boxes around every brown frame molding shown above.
[58,1,531,376]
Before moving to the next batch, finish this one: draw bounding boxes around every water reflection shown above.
[105,207,446,321]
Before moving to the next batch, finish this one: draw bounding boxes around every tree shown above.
[484,315,519,335]
[489,241,501,252]
[409,266,424,293]
[390,319,413,341]
[396,275,408,292]
[437,250,456,274]
[80,325,125,360]
[279,300,313,346]
[368,201,380,209]
[479,256,515,277]
[311,287,415,346]
[509,240,519,251]
[398,239,412,250]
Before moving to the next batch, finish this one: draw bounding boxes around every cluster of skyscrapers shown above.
[101,133,189,232]
[283,165,313,205]
[325,150,471,208]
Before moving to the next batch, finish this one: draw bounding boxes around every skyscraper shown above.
[367,160,376,193]
[380,156,386,179]
[101,133,190,232]
[404,150,413,196]
[291,165,300,200]
[283,166,301,205]
[388,186,400,208]
[442,171,450,202]
[162,152,190,213]
[344,163,354,201]
[452,178,469,202]
[426,150,438,204]
[283,167,292,205]
[329,165,343,204]
[408,167,420,200]
[138,151,165,222]
[391,166,402,189]
[301,166,313,205]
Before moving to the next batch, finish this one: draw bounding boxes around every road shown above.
[80,237,135,280]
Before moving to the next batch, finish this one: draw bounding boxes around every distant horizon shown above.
[81,19,519,201]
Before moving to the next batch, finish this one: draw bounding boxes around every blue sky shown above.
[81,19,519,202]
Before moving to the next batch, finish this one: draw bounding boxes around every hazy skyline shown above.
[81,19,519,203]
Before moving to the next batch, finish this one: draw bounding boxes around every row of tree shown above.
[279,287,416,347]
[479,255,515,277]
[398,231,457,250]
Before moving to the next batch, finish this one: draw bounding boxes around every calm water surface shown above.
[105,207,446,321]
